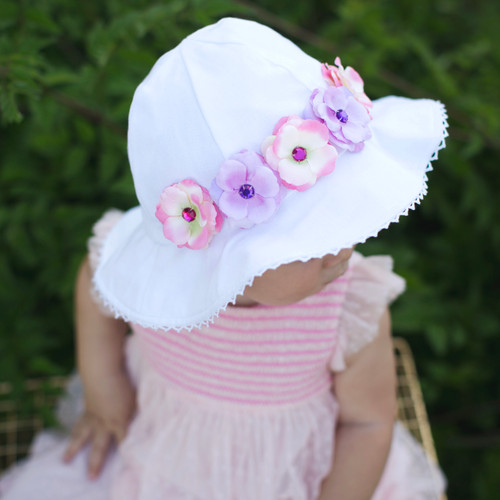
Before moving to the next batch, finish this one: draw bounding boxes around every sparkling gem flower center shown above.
[182,207,197,222]
[238,184,256,199]
[292,146,307,162]
[336,109,348,124]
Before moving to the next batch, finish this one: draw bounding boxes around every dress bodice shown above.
[132,274,350,407]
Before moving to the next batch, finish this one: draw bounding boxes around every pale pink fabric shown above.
[0,212,445,500]
[87,209,123,317]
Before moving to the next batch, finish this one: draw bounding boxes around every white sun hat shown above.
[93,17,448,331]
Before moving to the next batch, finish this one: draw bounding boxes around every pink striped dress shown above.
[0,212,446,500]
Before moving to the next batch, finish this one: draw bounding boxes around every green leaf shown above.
[0,85,23,124]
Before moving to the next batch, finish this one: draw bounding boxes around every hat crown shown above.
[127,18,323,241]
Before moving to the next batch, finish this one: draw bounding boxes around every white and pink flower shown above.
[321,57,373,115]
[261,115,338,191]
[155,179,223,250]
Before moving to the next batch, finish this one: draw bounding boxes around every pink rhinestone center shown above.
[182,207,196,222]
[292,146,307,162]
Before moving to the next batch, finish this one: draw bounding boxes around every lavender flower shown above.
[215,150,282,228]
[307,86,371,153]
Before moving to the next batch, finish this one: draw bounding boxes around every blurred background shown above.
[1,0,499,498]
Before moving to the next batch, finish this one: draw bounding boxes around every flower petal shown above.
[197,200,215,227]
[162,216,190,247]
[179,179,204,202]
[236,150,264,177]
[278,158,316,188]
[297,121,329,150]
[341,120,371,143]
[261,135,275,155]
[249,166,280,197]
[344,66,363,91]
[246,195,277,223]
[219,190,249,220]
[216,160,248,190]
[155,204,167,224]
[274,124,299,157]
[306,145,337,176]
[188,226,211,250]
[159,187,190,216]
[345,99,370,124]
[272,116,291,135]
[323,87,348,110]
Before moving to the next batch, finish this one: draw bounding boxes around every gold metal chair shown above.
[0,377,66,471]
[393,337,447,500]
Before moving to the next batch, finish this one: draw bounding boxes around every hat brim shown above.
[93,96,448,331]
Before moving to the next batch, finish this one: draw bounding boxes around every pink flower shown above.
[155,179,223,250]
[215,150,282,228]
[261,116,338,191]
[321,57,373,115]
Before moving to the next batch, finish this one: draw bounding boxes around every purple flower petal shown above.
[216,160,247,190]
[344,98,370,124]
[236,150,266,177]
[215,150,284,225]
[246,195,277,224]
[250,166,280,197]
[323,87,348,110]
[219,190,249,220]
[307,86,371,151]
[341,121,367,143]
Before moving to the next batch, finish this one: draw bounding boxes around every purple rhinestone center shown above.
[292,146,307,162]
[336,109,348,124]
[239,184,256,199]
[182,207,196,222]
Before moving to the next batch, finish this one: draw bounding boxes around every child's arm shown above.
[63,256,136,479]
[318,307,396,500]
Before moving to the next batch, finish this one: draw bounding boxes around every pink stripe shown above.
[150,357,331,405]
[150,356,324,396]
[143,328,333,357]
[287,302,344,309]
[138,330,332,368]
[252,301,344,310]
[218,312,340,322]
[251,300,342,311]
[140,334,322,379]
[171,328,337,346]
[198,323,337,335]
[146,348,324,391]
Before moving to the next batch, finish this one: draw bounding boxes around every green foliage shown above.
[1,0,499,498]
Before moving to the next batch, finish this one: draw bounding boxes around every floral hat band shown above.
[155,57,373,250]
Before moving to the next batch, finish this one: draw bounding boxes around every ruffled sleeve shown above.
[87,209,124,315]
[330,251,406,372]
